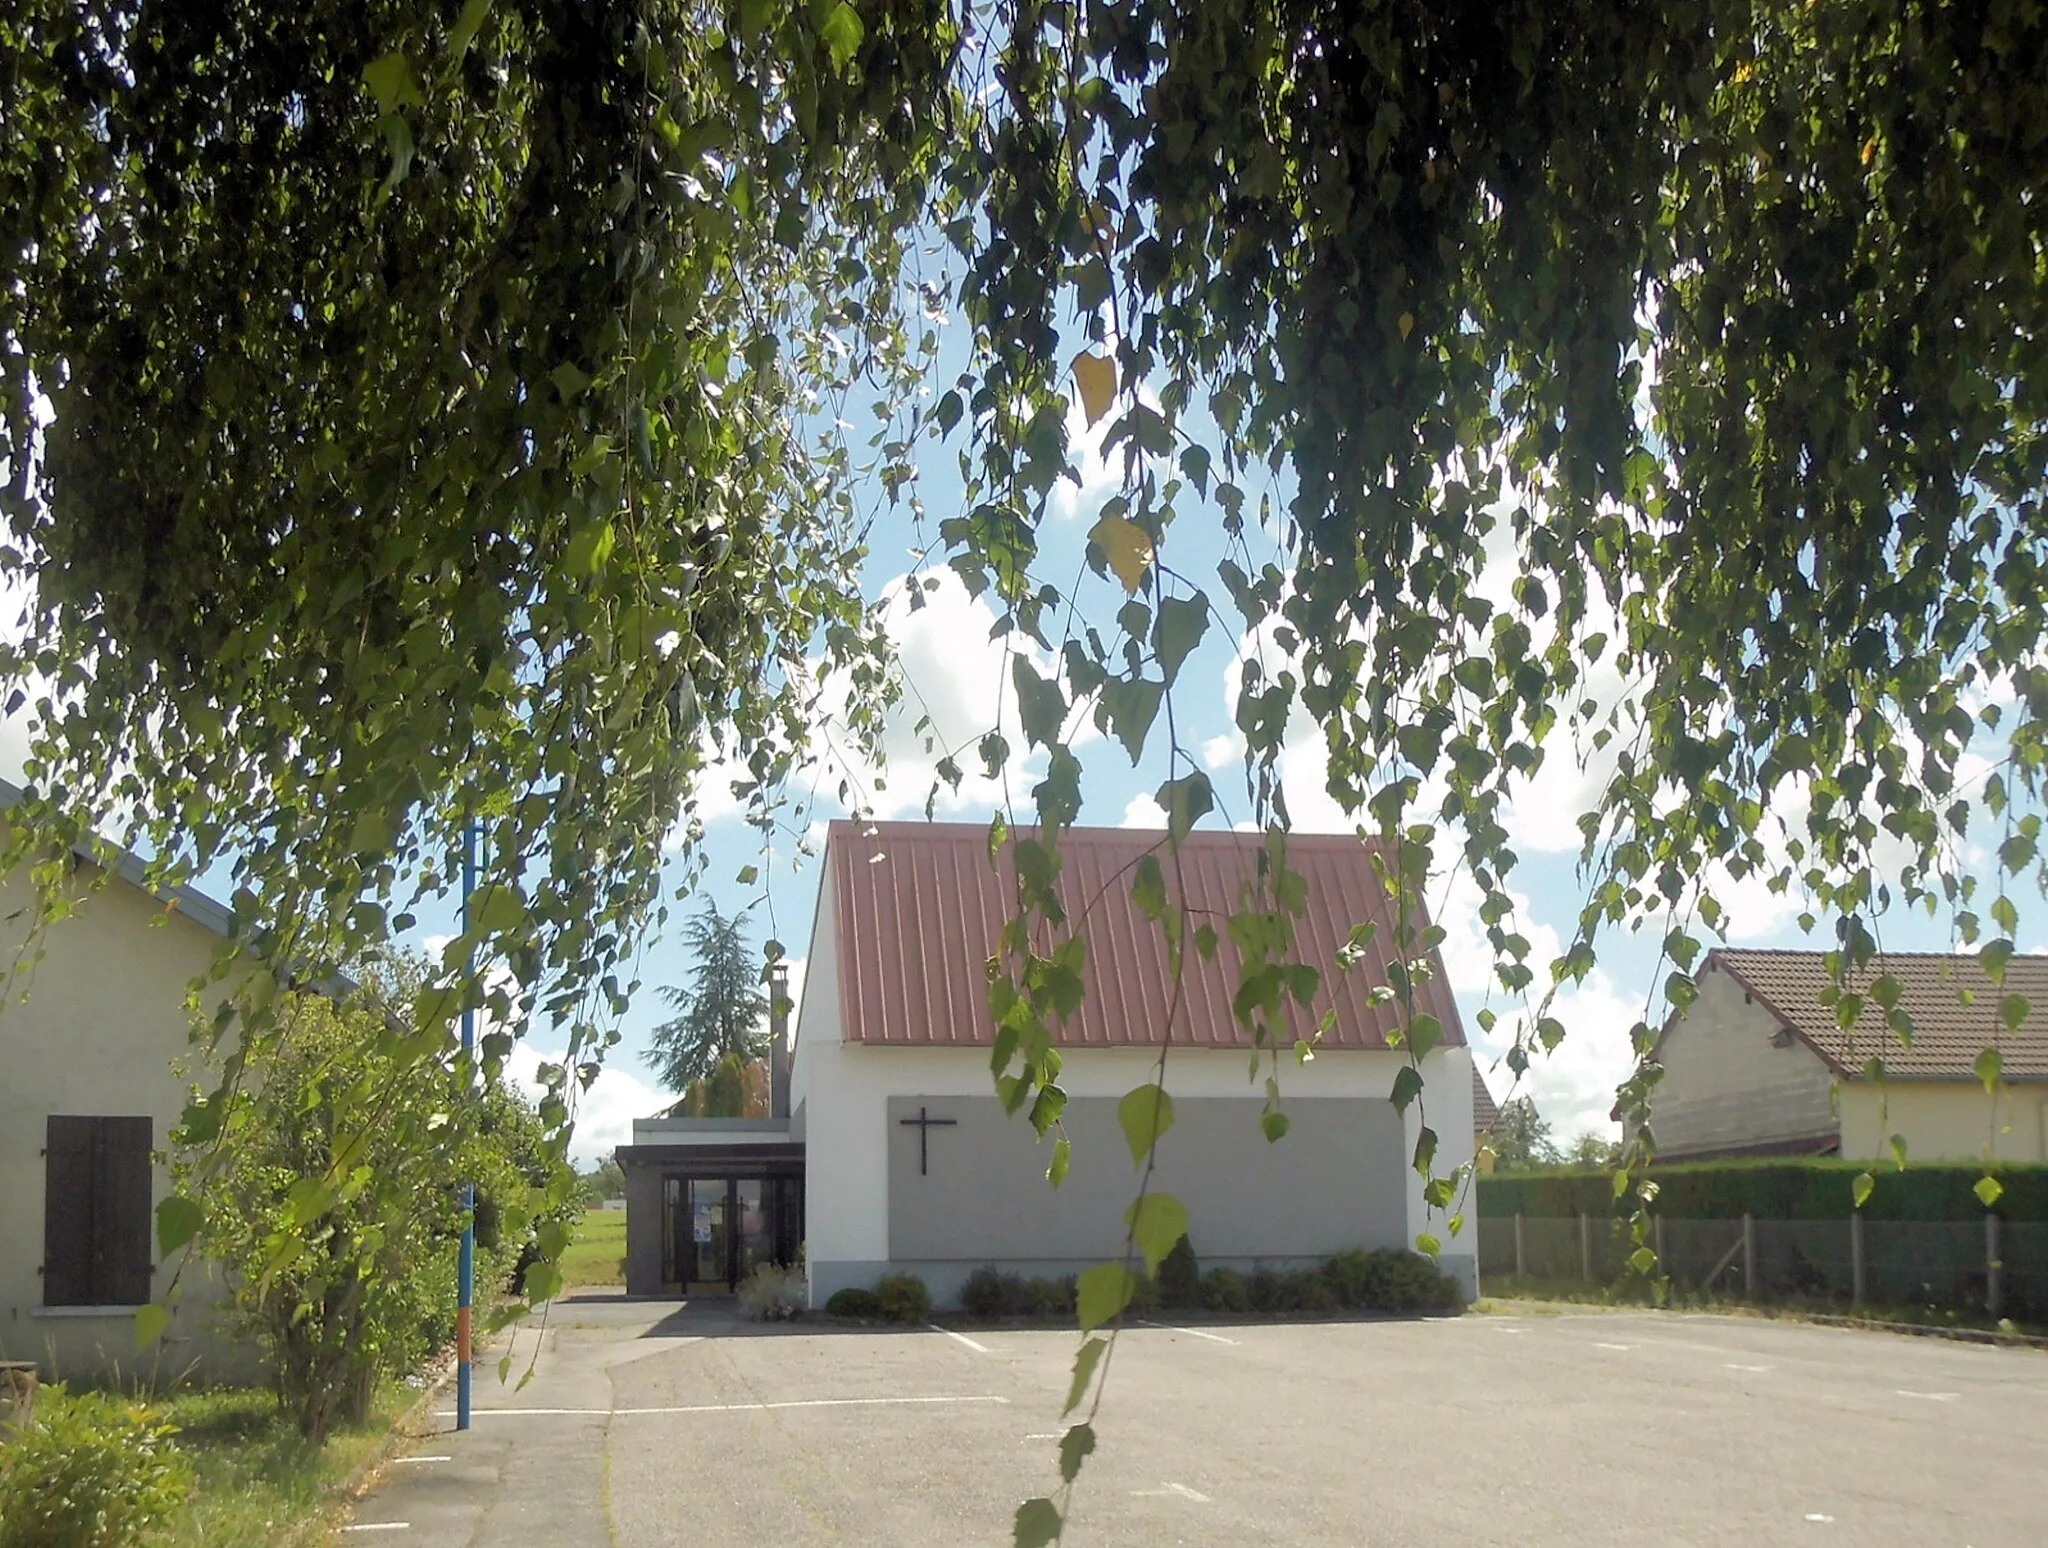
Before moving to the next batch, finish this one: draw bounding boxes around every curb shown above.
[1479,1296,2048,1350]
[337,1348,462,1506]
[1794,1312,2048,1350]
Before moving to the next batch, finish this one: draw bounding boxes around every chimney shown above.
[768,959,791,1121]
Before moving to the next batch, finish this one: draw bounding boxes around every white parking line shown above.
[1137,1320,1241,1346]
[1025,1433,1063,1441]
[1895,1390,1959,1402]
[343,1526,411,1534]
[930,1324,992,1353]
[1132,1482,1211,1503]
[1594,1342,1634,1351]
[435,1395,1010,1418]
[389,1456,451,1464]
[1805,1514,1835,1524]
[1725,1363,1772,1373]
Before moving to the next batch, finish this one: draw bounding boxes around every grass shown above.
[152,1381,422,1548]
[560,1208,628,1288]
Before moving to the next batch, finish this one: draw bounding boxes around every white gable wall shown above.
[0,859,256,1382]
[1645,964,1838,1157]
[797,1004,1476,1305]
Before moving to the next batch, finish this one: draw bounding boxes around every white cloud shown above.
[664,737,749,841]
[1050,379,1164,523]
[505,1041,670,1170]
[0,560,65,787]
[1121,792,1166,828]
[1216,603,1367,835]
[1469,971,1645,1142]
[1273,736,1368,835]
[1436,868,1560,1000]
[1052,398,1120,524]
[1435,864,1641,1141]
[804,571,1060,819]
[661,571,1069,839]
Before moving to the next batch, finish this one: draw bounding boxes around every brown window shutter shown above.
[94,1117,155,1306]
[43,1116,97,1306]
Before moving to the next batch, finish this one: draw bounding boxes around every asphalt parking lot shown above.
[348,1297,2048,1546]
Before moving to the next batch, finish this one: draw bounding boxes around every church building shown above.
[617,821,1478,1306]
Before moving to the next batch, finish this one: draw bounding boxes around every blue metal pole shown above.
[457,820,476,1431]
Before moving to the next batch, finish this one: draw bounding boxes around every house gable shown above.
[1646,961,1838,1160]
[0,842,258,1380]
[1713,948,2048,1081]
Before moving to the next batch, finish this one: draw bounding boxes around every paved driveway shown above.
[347,1298,2048,1546]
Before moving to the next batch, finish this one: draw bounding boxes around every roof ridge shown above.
[0,776,237,938]
[1706,945,2048,1082]
[823,819,1462,1051]
[827,817,1381,848]
[1713,946,2048,961]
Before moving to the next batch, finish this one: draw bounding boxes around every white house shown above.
[622,821,1478,1305]
[1642,948,2048,1163]
[0,786,258,1383]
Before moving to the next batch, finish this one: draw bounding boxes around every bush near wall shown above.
[1479,1160,2048,1222]
[0,1386,192,1548]
[873,1272,932,1324]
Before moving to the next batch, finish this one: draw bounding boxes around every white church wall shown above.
[799,1030,1477,1307]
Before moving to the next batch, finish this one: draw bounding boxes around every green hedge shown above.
[1479,1160,2048,1222]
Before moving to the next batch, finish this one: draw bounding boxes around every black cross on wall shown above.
[898,1105,958,1176]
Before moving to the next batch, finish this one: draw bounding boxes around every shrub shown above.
[1201,1266,1251,1314]
[0,1385,193,1548]
[1323,1247,1461,1313]
[1157,1235,1201,1310]
[1247,1264,1287,1313]
[874,1272,932,1324]
[1321,1249,1374,1308]
[1286,1267,1340,1313]
[1128,1270,1162,1315]
[960,1266,1026,1320]
[823,1287,883,1319]
[169,959,577,1443]
[1024,1275,1076,1318]
[739,1264,806,1321]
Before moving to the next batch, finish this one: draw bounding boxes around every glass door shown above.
[662,1176,682,1288]
[736,1179,776,1282]
[684,1179,730,1292]
[771,1176,804,1268]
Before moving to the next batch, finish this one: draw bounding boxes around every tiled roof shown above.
[827,821,1466,1051]
[1471,1064,1503,1131]
[1709,948,2048,1080]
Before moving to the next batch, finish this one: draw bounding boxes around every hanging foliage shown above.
[1,0,955,1319]
[5,3,2047,1539]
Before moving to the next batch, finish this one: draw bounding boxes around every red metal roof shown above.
[827,821,1466,1050]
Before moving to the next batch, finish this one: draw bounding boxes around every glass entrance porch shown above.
[660,1174,802,1292]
